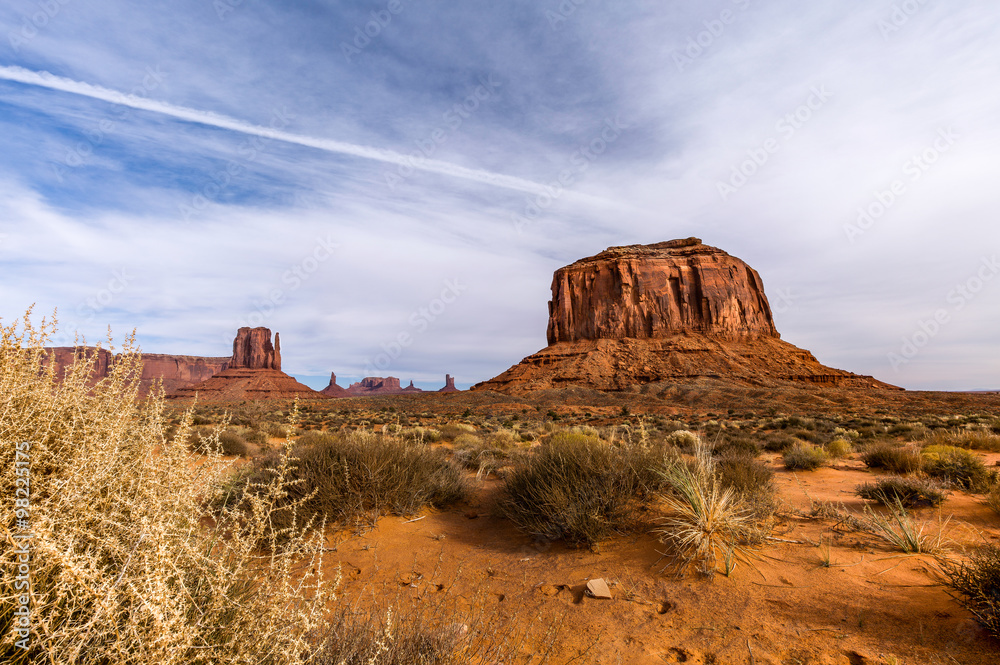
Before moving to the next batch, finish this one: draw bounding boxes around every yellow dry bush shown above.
[0,311,334,664]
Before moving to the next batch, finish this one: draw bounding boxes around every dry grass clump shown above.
[860,498,949,554]
[782,443,829,471]
[941,545,1000,639]
[237,430,468,532]
[986,485,1000,515]
[861,442,922,474]
[926,428,1000,452]
[452,431,524,479]
[0,313,332,663]
[715,453,778,522]
[921,445,995,491]
[856,476,947,508]
[825,438,853,459]
[438,422,476,440]
[655,442,766,576]
[187,425,258,457]
[495,432,670,546]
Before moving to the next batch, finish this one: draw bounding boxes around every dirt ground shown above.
[319,451,1000,665]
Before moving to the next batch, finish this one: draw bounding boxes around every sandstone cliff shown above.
[231,327,281,370]
[475,239,900,394]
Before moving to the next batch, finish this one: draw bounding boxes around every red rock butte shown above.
[170,327,321,401]
[475,238,900,393]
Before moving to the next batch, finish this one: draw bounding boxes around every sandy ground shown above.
[320,452,1000,664]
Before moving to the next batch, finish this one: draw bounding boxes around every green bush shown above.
[495,434,670,545]
[855,476,947,507]
[861,442,922,474]
[825,438,853,459]
[922,445,995,491]
[782,444,828,471]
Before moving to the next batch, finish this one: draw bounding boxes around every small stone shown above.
[586,578,612,600]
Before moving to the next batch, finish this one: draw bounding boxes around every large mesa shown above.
[475,238,899,394]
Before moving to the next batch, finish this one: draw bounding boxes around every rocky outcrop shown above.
[438,374,458,393]
[230,327,281,370]
[320,372,348,397]
[41,347,114,383]
[475,239,900,394]
[345,377,405,395]
[402,380,422,393]
[546,238,777,344]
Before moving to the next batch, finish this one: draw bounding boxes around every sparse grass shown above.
[986,485,1000,515]
[762,433,796,452]
[0,313,332,663]
[941,545,1000,639]
[655,442,764,576]
[860,497,949,554]
[921,445,995,491]
[861,442,922,474]
[782,443,829,471]
[237,430,468,532]
[495,432,670,546]
[856,476,947,508]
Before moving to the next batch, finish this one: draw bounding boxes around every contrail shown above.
[0,65,552,195]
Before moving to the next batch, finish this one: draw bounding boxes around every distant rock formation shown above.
[231,327,281,370]
[170,329,322,401]
[345,377,405,395]
[41,346,229,394]
[474,239,900,393]
[320,372,348,397]
[438,374,458,393]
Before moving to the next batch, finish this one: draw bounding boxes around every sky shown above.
[1,0,998,392]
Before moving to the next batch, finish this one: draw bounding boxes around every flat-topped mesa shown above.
[230,327,281,370]
[546,237,779,345]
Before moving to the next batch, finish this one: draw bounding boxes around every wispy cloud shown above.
[0,65,553,195]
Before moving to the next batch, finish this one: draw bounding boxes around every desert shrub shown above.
[266,421,291,438]
[218,429,252,456]
[655,443,765,576]
[762,433,797,452]
[0,315,332,663]
[926,429,1000,453]
[495,434,669,545]
[789,428,824,444]
[782,444,829,471]
[987,485,1000,515]
[825,438,853,459]
[402,426,442,443]
[452,432,483,448]
[713,434,760,458]
[922,445,995,491]
[439,422,476,440]
[856,476,947,507]
[239,431,468,531]
[861,442,922,474]
[665,429,700,450]
[240,426,268,446]
[941,545,1000,638]
[486,428,520,448]
[569,424,601,438]
[715,453,778,521]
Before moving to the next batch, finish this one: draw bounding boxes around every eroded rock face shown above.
[546,238,778,345]
[439,374,458,393]
[475,238,900,394]
[230,327,281,370]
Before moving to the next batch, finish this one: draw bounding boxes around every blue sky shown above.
[1,0,998,391]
